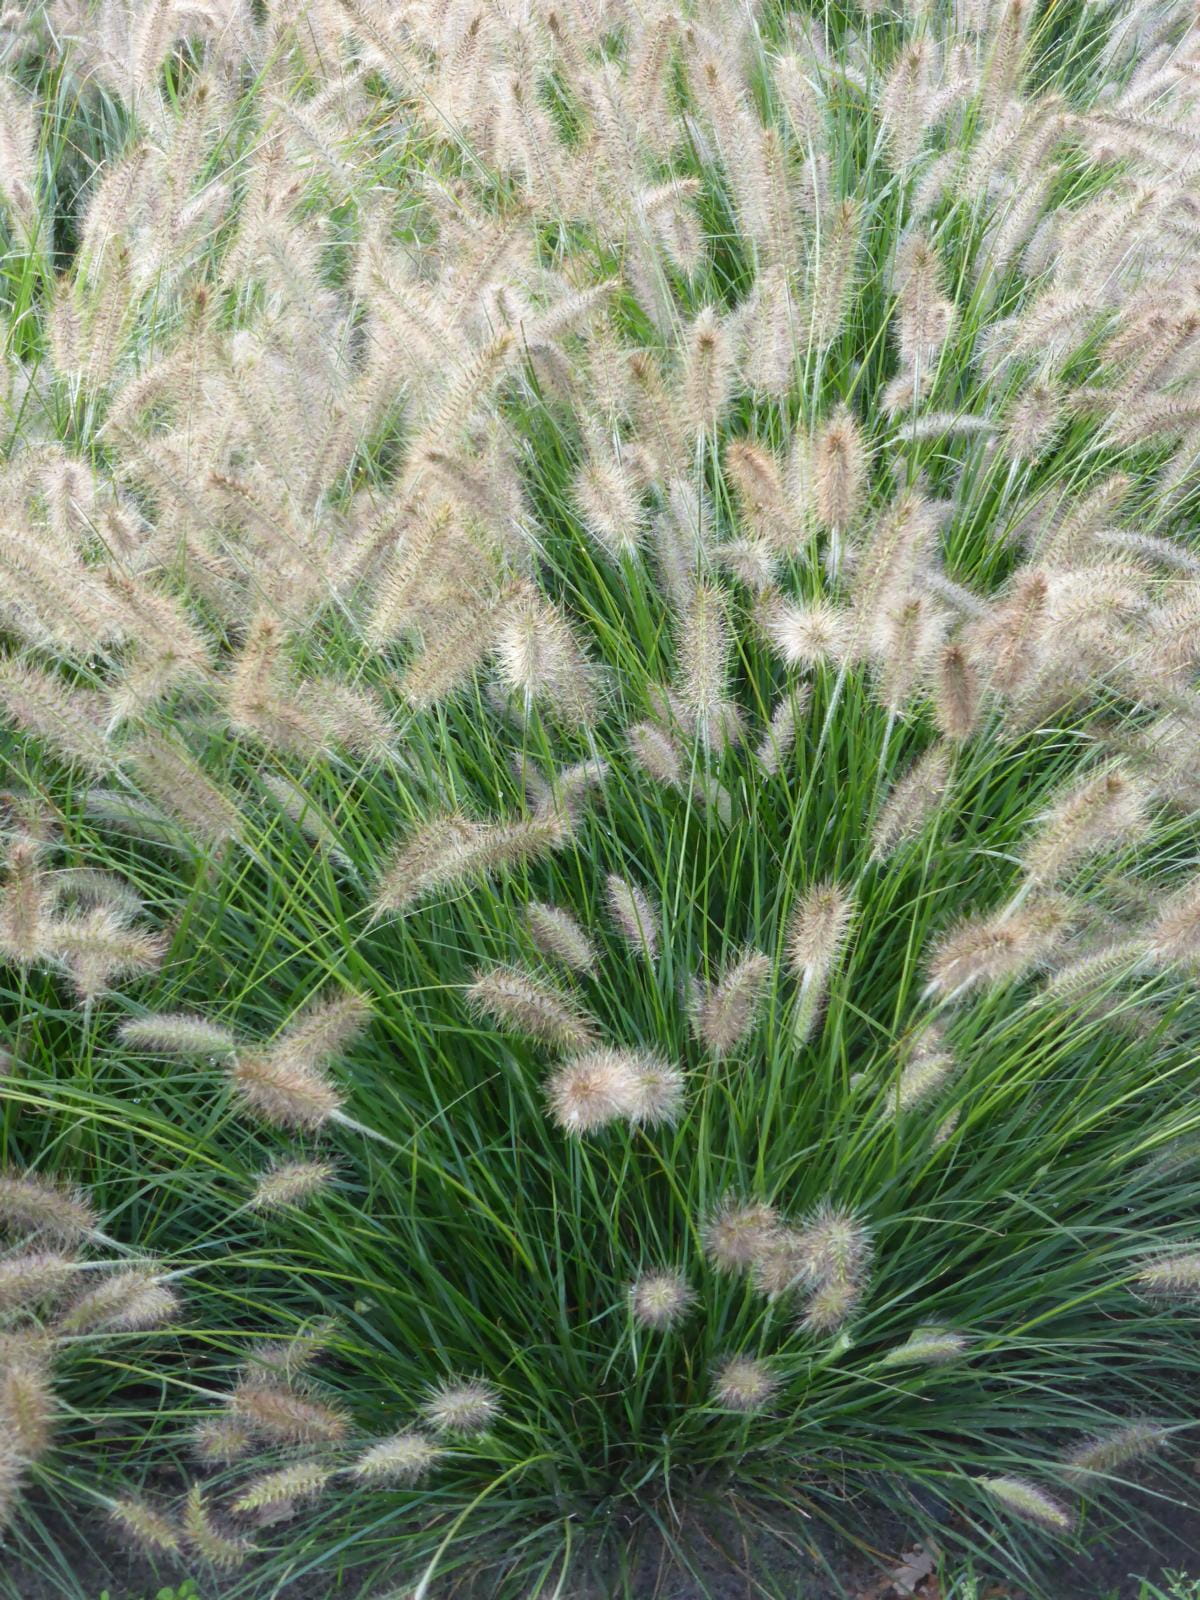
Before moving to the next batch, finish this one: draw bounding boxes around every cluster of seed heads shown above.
[0,0,1198,1580]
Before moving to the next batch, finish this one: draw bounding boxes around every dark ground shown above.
[3,1475,1199,1600]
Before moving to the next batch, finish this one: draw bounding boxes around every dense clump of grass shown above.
[1,1,1200,1596]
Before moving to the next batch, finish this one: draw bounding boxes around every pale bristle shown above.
[183,1482,252,1570]
[0,1250,73,1313]
[108,1496,181,1555]
[1059,1420,1170,1480]
[926,899,1070,998]
[229,1049,343,1132]
[881,1327,969,1367]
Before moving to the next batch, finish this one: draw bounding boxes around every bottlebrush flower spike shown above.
[872,743,953,859]
[881,1327,969,1366]
[690,949,771,1056]
[545,1048,643,1135]
[605,874,660,960]
[925,898,1071,999]
[1022,767,1149,886]
[250,1160,336,1211]
[787,880,855,1042]
[629,1269,696,1331]
[183,1483,252,1570]
[704,1198,780,1275]
[979,1475,1073,1533]
[0,1173,96,1241]
[712,1355,778,1412]
[230,1378,349,1446]
[813,404,868,538]
[524,901,598,974]
[351,1432,444,1484]
[108,1496,181,1556]
[421,1378,502,1435]
[1059,1420,1170,1480]
[59,1267,180,1334]
[468,965,598,1051]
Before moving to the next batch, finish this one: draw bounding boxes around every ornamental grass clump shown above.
[2,1,1200,1597]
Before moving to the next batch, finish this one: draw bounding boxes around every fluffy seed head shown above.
[676,583,732,747]
[250,1160,336,1210]
[624,1056,686,1127]
[813,405,867,533]
[755,688,811,775]
[1,1352,55,1460]
[524,901,597,973]
[494,589,596,726]
[231,1461,331,1516]
[704,1198,779,1275]
[0,1173,95,1242]
[979,1475,1073,1533]
[788,881,855,982]
[351,1431,445,1484]
[1022,768,1149,886]
[800,1274,863,1333]
[118,1013,238,1055]
[374,812,564,918]
[934,644,980,742]
[628,720,684,788]
[750,1229,810,1298]
[1132,1249,1200,1299]
[681,306,733,437]
[1060,1420,1170,1479]
[191,1414,255,1466]
[108,1496,181,1555]
[467,965,597,1050]
[712,1355,778,1412]
[126,732,242,845]
[1146,877,1200,965]
[881,1327,969,1366]
[421,1378,502,1436]
[629,1269,696,1330]
[182,1483,251,1571]
[691,949,771,1056]
[546,1048,641,1135]
[926,897,1070,998]
[52,908,165,1003]
[794,1204,872,1288]
[605,874,659,960]
[893,1026,957,1114]
[231,1379,349,1445]
[0,1250,73,1312]
[59,1268,180,1334]
[872,743,952,859]
[760,597,850,668]
[229,1051,342,1132]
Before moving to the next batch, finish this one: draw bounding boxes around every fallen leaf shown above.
[890,1546,936,1595]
